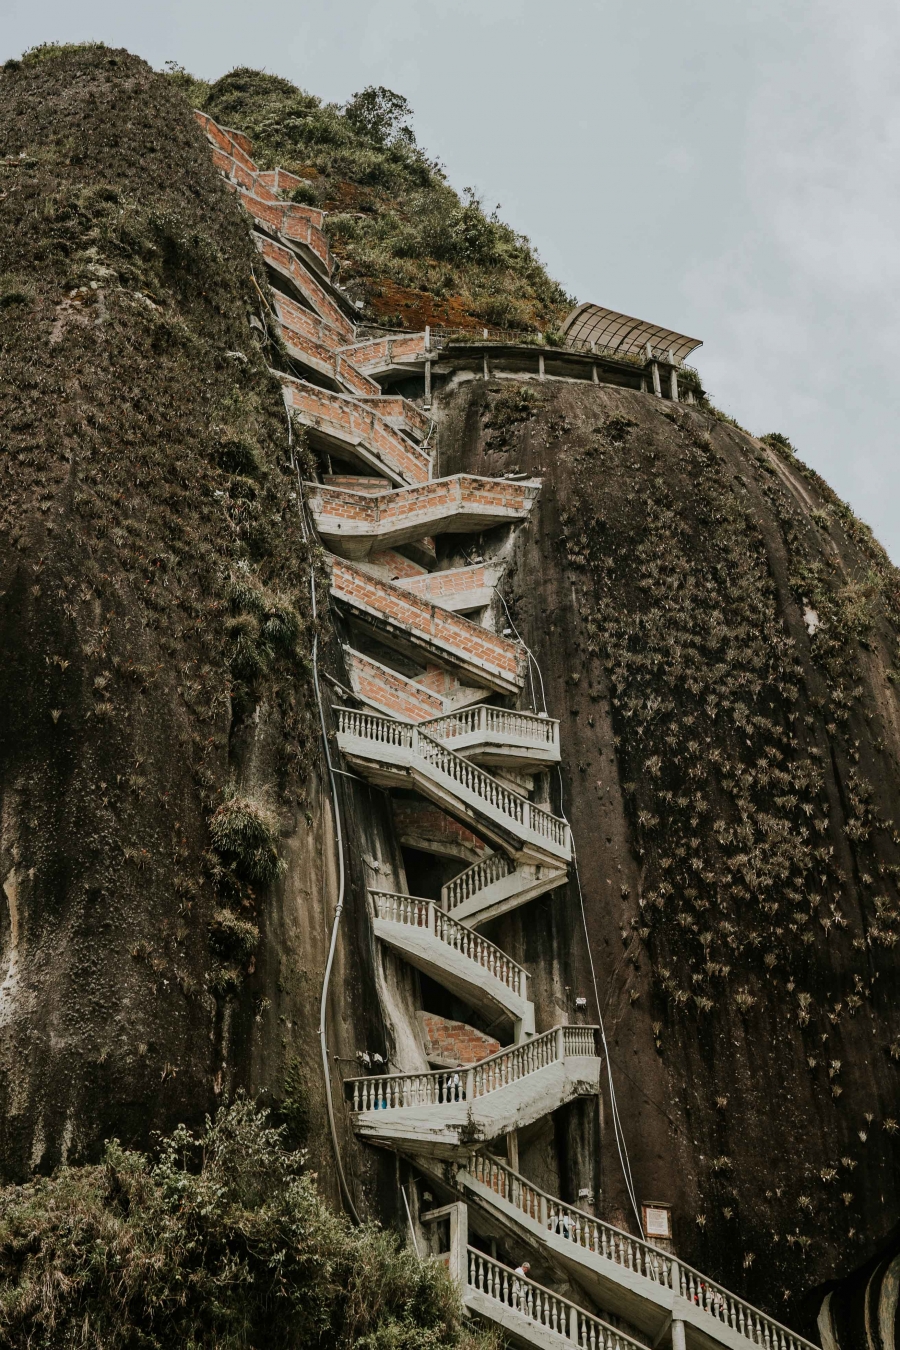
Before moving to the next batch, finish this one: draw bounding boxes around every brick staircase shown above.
[307,474,539,560]
[196,110,816,1350]
[272,293,380,397]
[329,559,527,695]
[280,375,431,486]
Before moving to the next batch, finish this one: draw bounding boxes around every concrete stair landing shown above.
[345,1025,600,1157]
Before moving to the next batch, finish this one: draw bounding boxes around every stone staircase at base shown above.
[454,1157,818,1350]
[464,1247,645,1350]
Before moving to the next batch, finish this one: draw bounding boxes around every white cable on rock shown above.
[286,406,361,1224]
[493,585,643,1232]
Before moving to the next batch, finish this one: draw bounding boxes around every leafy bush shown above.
[209,791,283,885]
[226,576,303,679]
[0,1099,490,1349]
[187,67,572,332]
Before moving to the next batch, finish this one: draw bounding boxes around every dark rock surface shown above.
[435,374,900,1330]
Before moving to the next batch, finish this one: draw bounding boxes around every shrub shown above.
[209,791,283,885]
[191,67,572,332]
[209,907,259,962]
[0,1099,490,1349]
[216,433,261,475]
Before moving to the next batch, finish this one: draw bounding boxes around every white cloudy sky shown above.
[5,0,900,556]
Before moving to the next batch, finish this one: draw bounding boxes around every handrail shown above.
[345,1024,599,1112]
[334,708,570,853]
[370,890,528,998]
[442,853,514,913]
[419,703,559,749]
[464,1156,819,1350]
[562,336,648,366]
[467,1247,646,1350]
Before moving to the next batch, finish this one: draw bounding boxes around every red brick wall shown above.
[280,377,430,486]
[417,1012,500,1067]
[330,558,525,688]
[396,563,492,603]
[343,647,443,722]
[392,801,487,859]
[255,234,356,340]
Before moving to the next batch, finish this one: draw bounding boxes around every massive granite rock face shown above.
[3,44,900,1339]
[0,46,338,1177]
[435,375,900,1329]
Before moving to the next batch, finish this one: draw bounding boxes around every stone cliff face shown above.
[435,375,900,1323]
[1,45,899,1342]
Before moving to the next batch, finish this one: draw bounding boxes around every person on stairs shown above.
[513,1261,531,1312]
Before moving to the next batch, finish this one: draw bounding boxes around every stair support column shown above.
[672,1320,687,1350]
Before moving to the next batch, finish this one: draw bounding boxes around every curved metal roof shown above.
[561,302,702,365]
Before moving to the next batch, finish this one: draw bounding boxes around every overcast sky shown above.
[6,0,900,558]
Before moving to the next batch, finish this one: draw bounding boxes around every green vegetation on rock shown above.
[180,67,571,333]
[0,1098,491,1349]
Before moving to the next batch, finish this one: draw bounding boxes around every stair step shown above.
[442,854,568,925]
[371,891,534,1037]
[281,377,431,487]
[330,561,526,695]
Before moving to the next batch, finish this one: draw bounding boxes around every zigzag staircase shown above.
[198,110,819,1350]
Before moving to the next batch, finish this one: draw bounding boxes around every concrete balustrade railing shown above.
[469,1153,674,1283]
[467,1249,645,1350]
[442,853,514,910]
[370,891,528,998]
[346,1024,598,1112]
[464,1156,819,1350]
[421,704,560,758]
[334,708,570,857]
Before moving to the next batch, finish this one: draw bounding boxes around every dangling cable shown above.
[286,404,360,1224]
[493,582,643,1231]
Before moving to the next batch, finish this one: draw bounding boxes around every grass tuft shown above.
[209,791,283,886]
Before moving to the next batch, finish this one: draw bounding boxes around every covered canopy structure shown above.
[561,303,702,365]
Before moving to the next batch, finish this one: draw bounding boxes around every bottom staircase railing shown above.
[464,1156,819,1350]
[467,1248,644,1350]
